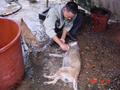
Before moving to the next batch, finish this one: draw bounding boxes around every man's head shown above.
[63,2,78,21]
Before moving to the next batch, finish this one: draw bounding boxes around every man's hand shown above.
[60,38,65,43]
[60,38,69,51]
[60,43,69,51]
[53,36,69,51]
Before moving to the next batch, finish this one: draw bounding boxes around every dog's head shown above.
[69,41,77,46]
[66,41,80,55]
[69,41,79,49]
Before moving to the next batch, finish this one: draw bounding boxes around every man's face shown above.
[63,8,76,21]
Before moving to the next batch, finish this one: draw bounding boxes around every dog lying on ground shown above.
[43,41,81,90]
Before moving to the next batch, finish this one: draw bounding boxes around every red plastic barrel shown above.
[91,7,111,32]
[0,18,24,90]
[91,14,109,32]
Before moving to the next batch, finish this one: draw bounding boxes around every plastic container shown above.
[0,18,24,90]
[91,7,111,32]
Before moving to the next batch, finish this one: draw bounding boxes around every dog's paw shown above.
[44,81,56,85]
[43,74,53,79]
[43,73,48,78]
[43,81,49,85]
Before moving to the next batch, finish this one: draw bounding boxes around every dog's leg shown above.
[43,74,56,79]
[73,79,78,90]
[44,76,60,85]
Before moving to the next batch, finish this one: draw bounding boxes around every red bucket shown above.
[91,13,109,32]
[91,7,111,32]
[0,18,24,90]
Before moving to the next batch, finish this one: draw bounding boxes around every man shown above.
[42,2,84,51]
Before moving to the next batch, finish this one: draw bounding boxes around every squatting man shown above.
[43,1,83,51]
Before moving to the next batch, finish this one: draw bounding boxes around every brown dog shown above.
[44,42,81,90]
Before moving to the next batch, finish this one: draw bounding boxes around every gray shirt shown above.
[43,4,76,38]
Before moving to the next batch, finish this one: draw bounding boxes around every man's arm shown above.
[61,29,68,43]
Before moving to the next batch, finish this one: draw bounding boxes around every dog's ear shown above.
[69,41,78,47]
[68,41,80,51]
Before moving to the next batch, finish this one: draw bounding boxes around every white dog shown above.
[43,42,81,90]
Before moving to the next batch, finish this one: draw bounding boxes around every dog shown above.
[43,41,81,90]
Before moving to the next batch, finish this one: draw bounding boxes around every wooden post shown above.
[46,0,49,7]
